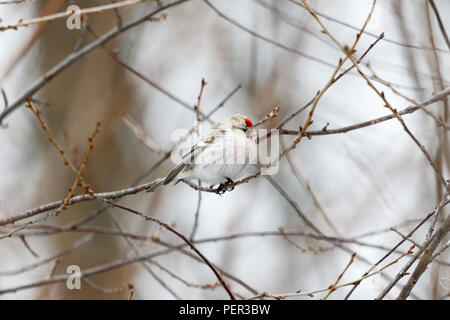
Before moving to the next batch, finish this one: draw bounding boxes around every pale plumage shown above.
[149,114,258,194]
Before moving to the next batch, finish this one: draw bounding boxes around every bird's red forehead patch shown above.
[245,118,253,127]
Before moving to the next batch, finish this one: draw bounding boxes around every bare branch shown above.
[0,0,189,125]
[428,0,450,51]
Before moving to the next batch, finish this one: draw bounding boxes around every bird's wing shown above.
[163,134,216,185]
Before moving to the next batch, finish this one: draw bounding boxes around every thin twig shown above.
[323,253,356,299]
[396,215,450,300]
[372,196,450,299]
[98,198,236,300]
[288,0,450,53]
[0,0,189,125]
[428,0,450,51]
[194,78,207,136]
[279,86,450,137]
[82,278,134,295]
[122,113,167,154]
[248,245,414,300]
[0,0,149,31]
[190,180,202,241]
[19,236,39,258]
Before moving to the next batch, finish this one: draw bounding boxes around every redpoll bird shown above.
[148,114,258,194]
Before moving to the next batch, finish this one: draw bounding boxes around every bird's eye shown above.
[242,127,248,132]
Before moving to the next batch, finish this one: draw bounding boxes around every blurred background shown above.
[0,0,448,299]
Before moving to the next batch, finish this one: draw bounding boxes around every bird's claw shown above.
[217,185,227,195]
[214,178,235,195]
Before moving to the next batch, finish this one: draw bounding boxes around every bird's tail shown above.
[146,162,187,192]
[145,178,165,192]
[163,162,186,185]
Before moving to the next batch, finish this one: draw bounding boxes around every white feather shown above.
[166,114,258,186]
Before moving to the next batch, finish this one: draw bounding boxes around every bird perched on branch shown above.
[147,114,258,194]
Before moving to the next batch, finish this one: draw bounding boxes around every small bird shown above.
[148,114,258,194]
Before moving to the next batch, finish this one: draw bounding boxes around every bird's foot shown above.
[225,178,235,191]
[214,178,235,195]
[215,184,227,196]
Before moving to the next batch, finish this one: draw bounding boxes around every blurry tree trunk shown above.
[31,1,141,299]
